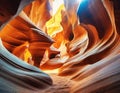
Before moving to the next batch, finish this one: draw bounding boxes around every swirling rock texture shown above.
[0,0,53,93]
[0,0,120,93]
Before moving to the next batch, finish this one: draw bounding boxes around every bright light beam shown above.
[53,0,64,15]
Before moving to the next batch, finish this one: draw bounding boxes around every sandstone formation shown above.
[0,0,53,92]
[0,0,120,93]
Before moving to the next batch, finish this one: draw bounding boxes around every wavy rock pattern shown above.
[59,0,120,92]
[0,39,52,90]
[0,0,53,92]
[24,0,52,31]
[59,0,118,75]
[0,15,54,67]
[0,0,120,93]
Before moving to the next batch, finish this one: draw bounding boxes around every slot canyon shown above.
[0,0,120,93]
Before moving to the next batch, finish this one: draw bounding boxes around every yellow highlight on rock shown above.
[46,4,65,37]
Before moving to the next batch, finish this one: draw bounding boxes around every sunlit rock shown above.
[24,0,52,31]
[0,0,53,92]
[0,12,54,67]
[0,0,120,93]
[0,39,52,91]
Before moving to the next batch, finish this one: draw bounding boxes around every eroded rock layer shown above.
[0,0,120,93]
[0,0,53,92]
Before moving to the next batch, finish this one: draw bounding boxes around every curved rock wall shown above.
[0,0,53,92]
[0,0,120,93]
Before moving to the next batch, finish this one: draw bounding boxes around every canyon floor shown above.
[41,73,75,93]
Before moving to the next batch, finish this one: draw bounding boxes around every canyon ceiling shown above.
[0,0,120,93]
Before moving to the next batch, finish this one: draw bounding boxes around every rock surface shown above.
[0,0,120,93]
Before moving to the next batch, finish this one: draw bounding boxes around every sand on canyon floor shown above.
[40,73,76,93]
